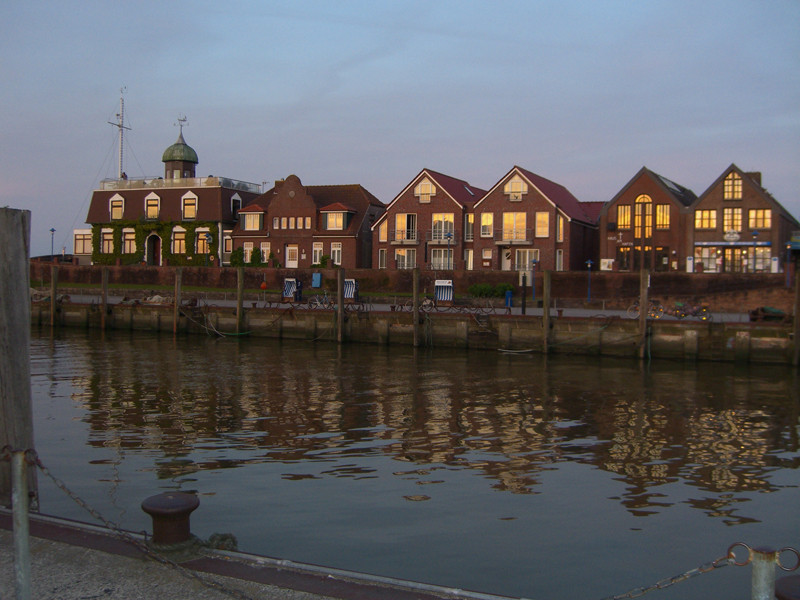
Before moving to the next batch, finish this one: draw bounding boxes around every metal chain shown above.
[599,553,733,600]
[7,447,259,600]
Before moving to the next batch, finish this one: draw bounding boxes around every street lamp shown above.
[445,231,453,269]
[788,243,793,288]
[586,259,594,302]
[204,232,212,266]
[751,231,759,273]
[49,228,56,263]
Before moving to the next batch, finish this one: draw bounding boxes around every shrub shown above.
[468,283,494,298]
[494,283,514,297]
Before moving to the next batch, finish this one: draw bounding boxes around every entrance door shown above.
[501,248,512,271]
[146,235,161,266]
[286,245,299,268]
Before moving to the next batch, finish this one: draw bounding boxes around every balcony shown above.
[426,230,459,244]
[390,229,419,245]
[494,228,531,244]
[100,176,262,194]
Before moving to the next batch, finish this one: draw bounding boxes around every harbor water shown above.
[28,329,799,599]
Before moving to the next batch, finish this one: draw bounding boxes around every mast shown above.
[108,87,131,179]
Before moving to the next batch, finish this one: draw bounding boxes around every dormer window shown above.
[145,193,160,220]
[231,194,242,218]
[504,175,528,201]
[415,178,436,203]
[724,172,742,200]
[109,194,124,220]
[182,192,198,220]
[242,213,262,231]
[327,212,344,230]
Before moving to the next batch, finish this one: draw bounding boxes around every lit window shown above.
[110,196,124,220]
[327,213,344,230]
[503,212,526,241]
[694,210,717,229]
[281,217,287,229]
[289,217,296,229]
[395,214,417,241]
[224,236,232,253]
[312,242,323,264]
[557,215,565,242]
[305,217,311,229]
[260,242,270,261]
[395,248,416,269]
[331,242,342,265]
[379,220,388,242]
[634,195,652,239]
[480,213,493,237]
[464,214,474,241]
[432,213,454,241]
[749,209,771,229]
[182,194,197,220]
[504,175,528,201]
[145,194,160,220]
[414,178,436,203]
[482,248,492,260]
[74,232,92,254]
[724,172,742,200]
[723,208,742,231]
[172,228,186,254]
[196,230,211,254]
[243,242,253,262]
[243,213,262,231]
[122,229,136,254]
[617,205,631,229]
[656,205,670,229]
[535,212,549,238]
[101,230,114,253]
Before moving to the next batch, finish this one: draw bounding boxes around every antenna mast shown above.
[108,87,131,178]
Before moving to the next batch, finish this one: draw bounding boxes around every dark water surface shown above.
[29,329,799,599]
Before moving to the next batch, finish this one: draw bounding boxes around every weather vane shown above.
[175,115,188,135]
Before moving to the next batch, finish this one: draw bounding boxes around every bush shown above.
[468,283,494,297]
[494,283,514,297]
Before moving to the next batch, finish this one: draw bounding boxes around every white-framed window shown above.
[464,248,473,270]
[289,217,296,229]
[312,242,323,264]
[432,213,454,241]
[273,217,280,229]
[73,231,92,255]
[243,213,262,231]
[395,213,417,241]
[122,228,136,254]
[504,175,528,201]
[296,217,304,230]
[331,242,342,265]
[327,213,344,230]
[171,227,186,254]
[101,230,114,253]
[502,212,526,241]
[243,242,253,263]
[231,194,241,218]
[480,213,493,237]
[305,216,311,229]
[281,217,288,229]
[378,248,387,269]
[196,228,211,254]
[109,194,124,220]
[414,178,436,203]
[482,248,492,260]
[379,220,388,242]
[535,212,549,238]
[224,235,232,253]
[431,248,453,270]
[464,214,474,241]
[260,242,271,262]
[515,248,539,271]
[182,193,197,220]
[145,193,160,220]
[395,248,416,269]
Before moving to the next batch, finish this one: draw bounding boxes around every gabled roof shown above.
[372,168,486,229]
[694,163,800,227]
[475,166,593,224]
[599,167,697,217]
[238,202,265,213]
[581,201,605,224]
[319,202,356,213]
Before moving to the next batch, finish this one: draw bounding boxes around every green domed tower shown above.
[162,130,198,180]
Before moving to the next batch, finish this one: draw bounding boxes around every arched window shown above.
[634,195,652,239]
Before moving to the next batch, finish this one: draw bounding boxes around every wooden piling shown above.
[49,265,58,327]
[173,268,182,334]
[542,270,551,354]
[0,208,38,507]
[793,273,799,368]
[101,267,109,330]
[337,268,345,343]
[413,268,420,347]
[236,267,244,334]
[638,270,650,360]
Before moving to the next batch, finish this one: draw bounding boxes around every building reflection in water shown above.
[46,330,799,523]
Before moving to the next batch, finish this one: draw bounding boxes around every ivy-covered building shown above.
[77,131,261,266]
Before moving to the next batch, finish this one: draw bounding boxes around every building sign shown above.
[723,230,740,242]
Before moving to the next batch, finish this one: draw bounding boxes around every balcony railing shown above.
[390,229,419,244]
[426,230,458,244]
[495,228,531,243]
[100,176,261,194]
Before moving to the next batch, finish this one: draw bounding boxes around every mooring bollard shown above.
[141,492,199,546]
[729,543,800,600]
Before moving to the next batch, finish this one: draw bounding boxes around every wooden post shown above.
[173,268,182,334]
[793,272,799,368]
[101,267,109,330]
[521,273,527,315]
[639,269,649,360]
[542,270,551,355]
[236,267,244,334]
[412,268,420,347]
[0,208,38,508]
[337,268,345,343]
[49,265,58,327]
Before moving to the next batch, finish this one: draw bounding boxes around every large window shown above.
[535,212,549,238]
[182,194,197,220]
[395,214,417,242]
[122,229,136,254]
[753,247,770,272]
[504,175,528,200]
[74,232,92,254]
[243,242,253,263]
[616,246,631,271]
[617,205,631,229]
[327,213,344,230]
[502,212,527,241]
[378,221,388,242]
[331,242,342,266]
[145,194,160,220]
[431,213,454,241]
[723,207,742,232]
[634,195,652,239]
[196,230,211,254]
[414,178,436,203]
[749,209,772,229]
[171,228,186,254]
[656,204,670,229]
[694,247,719,273]
[695,210,717,229]
[480,213,493,237]
[110,196,124,220]
[101,230,114,254]
[243,213,262,231]
[395,248,416,269]
[431,248,453,270]
[724,172,742,200]
[515,248,539,271]
[260,242,270,262]
[312,242,323,265]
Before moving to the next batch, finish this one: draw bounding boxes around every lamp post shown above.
[204,232,212,267]
[788,244,793,288]
[531,259,538,303]
[586,259,593,302]
[445,231,453,269]
[751,231,759,273]
[49,228,56,263]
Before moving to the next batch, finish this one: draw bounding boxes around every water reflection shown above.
[40,329,797,527]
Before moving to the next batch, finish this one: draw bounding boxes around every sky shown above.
[2,1,798,257]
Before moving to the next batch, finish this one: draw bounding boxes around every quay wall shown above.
[31,302,797,366]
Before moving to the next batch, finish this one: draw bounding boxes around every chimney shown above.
[746,172,762,187]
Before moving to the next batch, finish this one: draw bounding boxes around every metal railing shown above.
[100,176,261,193]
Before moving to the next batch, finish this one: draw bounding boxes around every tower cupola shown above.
[162,118,198,179]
